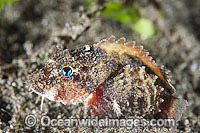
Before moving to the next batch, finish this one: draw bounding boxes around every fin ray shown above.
[116,37,126,44]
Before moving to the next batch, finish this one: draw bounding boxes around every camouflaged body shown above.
[28,36,187,120]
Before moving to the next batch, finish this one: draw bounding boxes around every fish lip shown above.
[30,87,57,102]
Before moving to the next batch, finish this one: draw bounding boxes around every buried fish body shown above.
[28,36,187,120]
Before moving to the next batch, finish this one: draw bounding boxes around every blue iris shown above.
[62,67,72,77]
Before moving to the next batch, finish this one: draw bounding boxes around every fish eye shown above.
[61,66,73,77]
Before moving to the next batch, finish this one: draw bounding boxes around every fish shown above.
[28,36,187,121]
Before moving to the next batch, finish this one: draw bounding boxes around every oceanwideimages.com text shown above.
[25,114,176,128]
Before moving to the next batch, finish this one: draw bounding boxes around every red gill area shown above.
[85,84,104,105]
[85,83,112,114]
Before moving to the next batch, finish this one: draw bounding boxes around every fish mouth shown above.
[34,86,91,105]
[31,87,57,102]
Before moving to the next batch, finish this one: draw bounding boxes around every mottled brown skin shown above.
[28,36,187,120]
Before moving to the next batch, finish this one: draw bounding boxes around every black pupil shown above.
[62,67,72,76]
